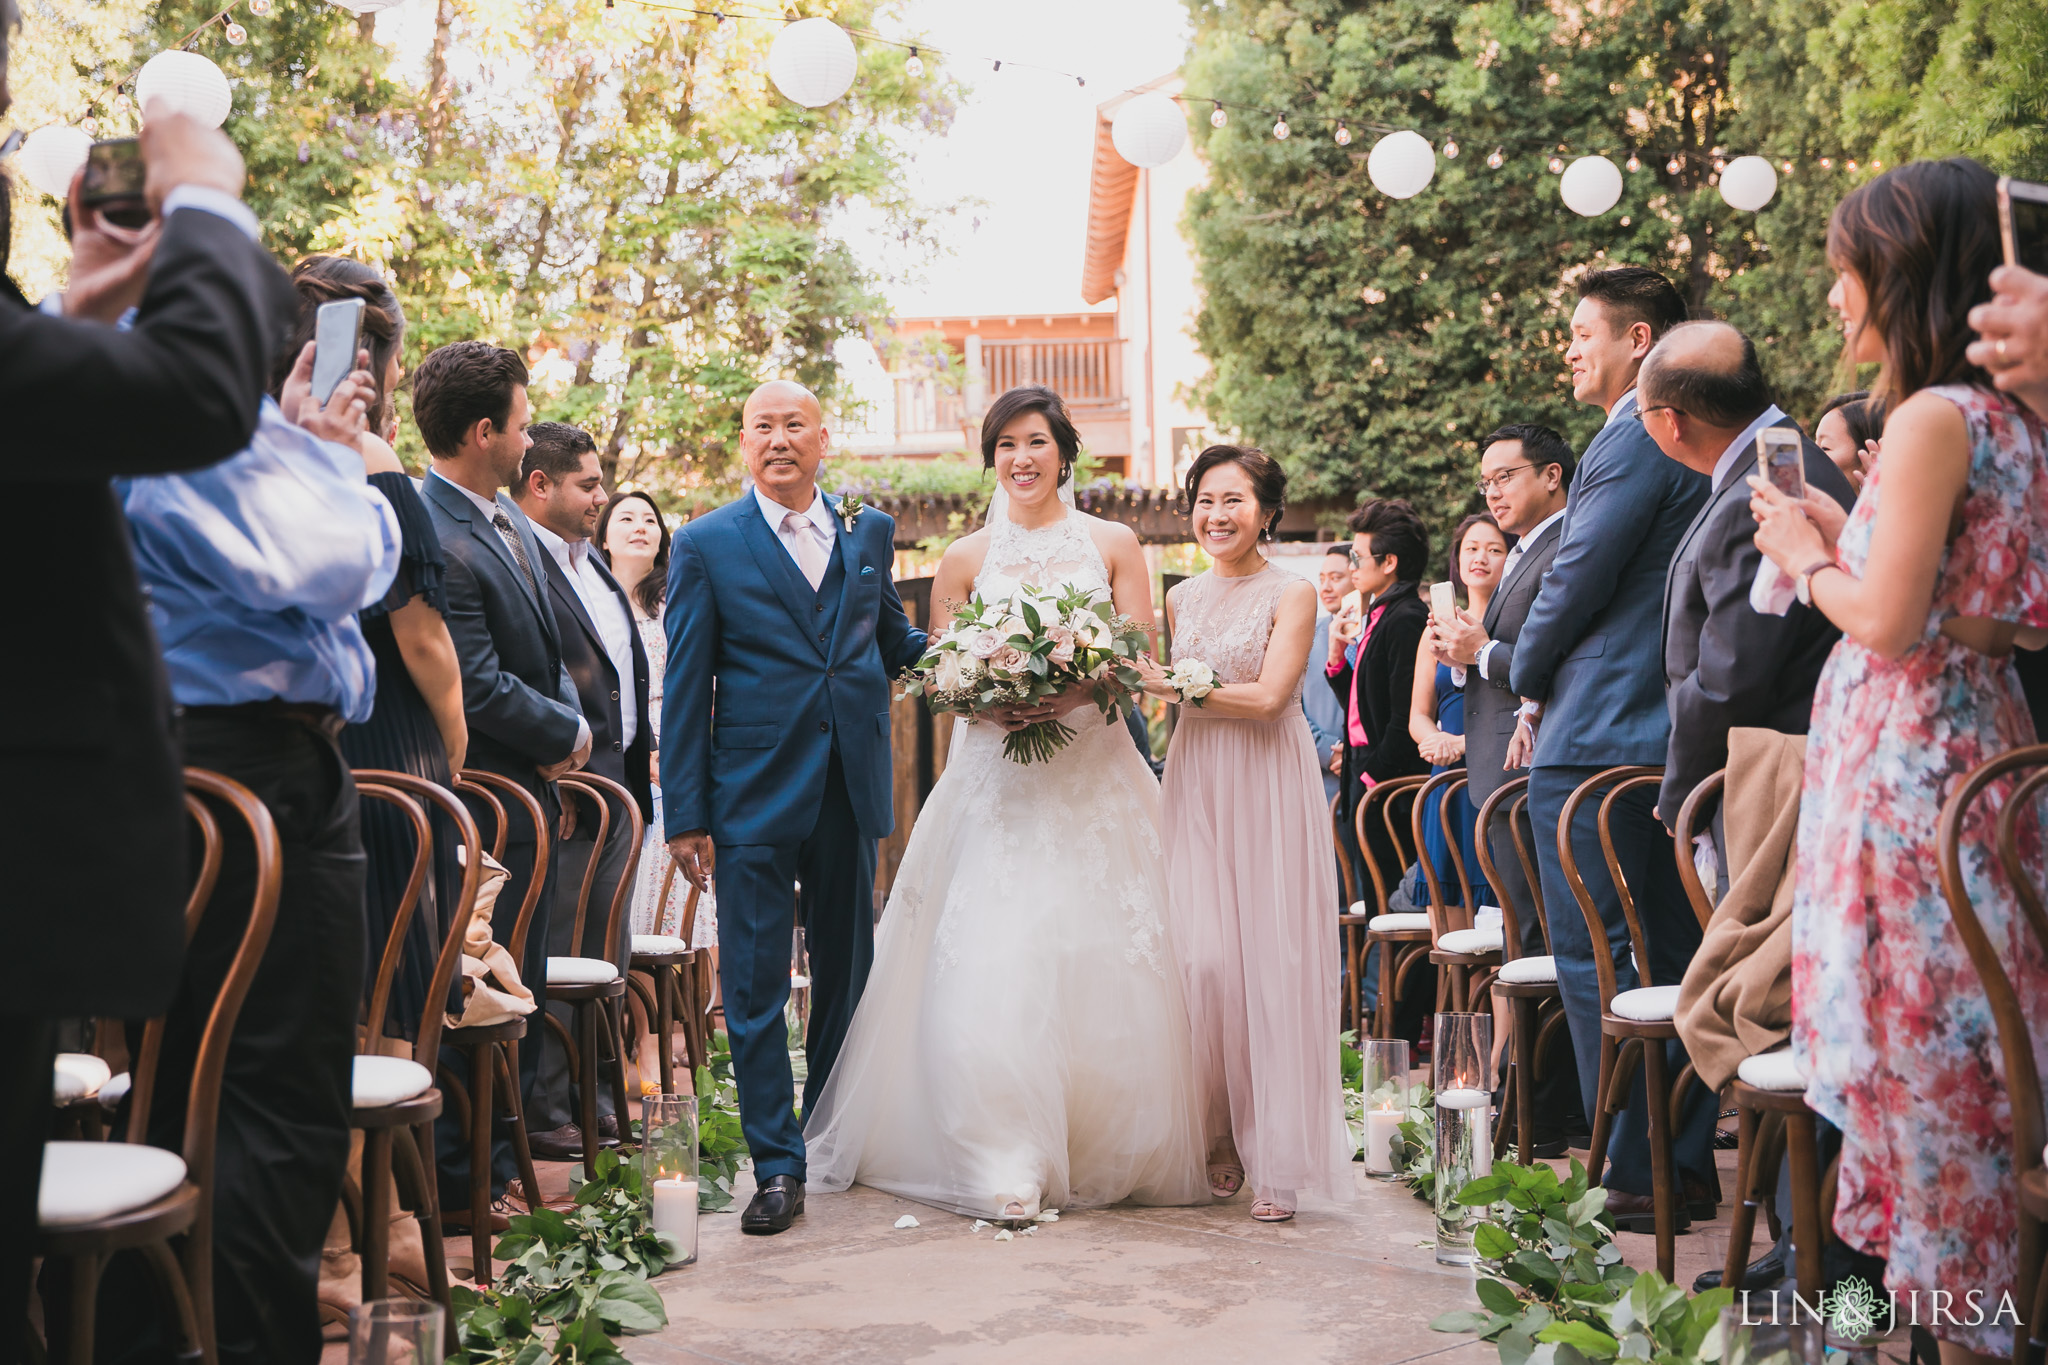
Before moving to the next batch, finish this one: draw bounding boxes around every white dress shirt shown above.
[754,484,838,583]
[529,519,638,750]
[1712,405,1790,492]
[1478,506,1568,682]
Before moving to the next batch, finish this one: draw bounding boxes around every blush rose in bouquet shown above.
[898,582,1152,763]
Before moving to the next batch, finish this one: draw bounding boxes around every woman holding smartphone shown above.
[1750,158,2048,1365]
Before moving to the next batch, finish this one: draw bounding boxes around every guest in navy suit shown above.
[662,381,926,1235]
[1509,267,1715,1228]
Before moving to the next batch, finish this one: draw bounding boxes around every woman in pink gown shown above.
[1143,445,1353,1222]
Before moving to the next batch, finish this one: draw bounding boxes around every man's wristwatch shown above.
[1794,557,1837,606]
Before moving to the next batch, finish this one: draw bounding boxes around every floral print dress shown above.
[1793,385,2048,1352]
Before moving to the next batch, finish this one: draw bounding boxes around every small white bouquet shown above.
[898,582,1152,764]
[1164,658,1218,706]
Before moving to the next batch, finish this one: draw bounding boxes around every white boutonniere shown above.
[836,492,865,529]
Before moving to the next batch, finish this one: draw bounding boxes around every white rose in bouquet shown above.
[933,650,969,692]
[968,629,1001,660]
[1167,658,1218,705]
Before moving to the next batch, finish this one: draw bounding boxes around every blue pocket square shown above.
[861,565,875,575]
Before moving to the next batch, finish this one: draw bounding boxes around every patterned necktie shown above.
[783,510,828,591]
[492,510,541,598]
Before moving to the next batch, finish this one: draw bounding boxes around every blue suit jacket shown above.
[661,493,927,846]
[1510,392,1710,767]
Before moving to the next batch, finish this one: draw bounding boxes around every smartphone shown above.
[79,137,152,230]
[1998,177,2048,274]
[310,298,366,408]
[1429,580,1456,623]
[1758,428,1806,502]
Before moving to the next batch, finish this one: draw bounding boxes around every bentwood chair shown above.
[1482,778,1572,1163]
[1938,745,2048,1365]
[442,769,549,1281]
[625,861,707,1097]
[1414,771,1504,1012]
[1675,770,1834,1298]
[38,769,281,1365]
[1354,774,1434,1040]
[349,772,484,1330]
[548,773,644,1158]
[1558,764,1713,1280]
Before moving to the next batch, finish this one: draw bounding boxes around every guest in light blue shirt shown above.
[1302,544,1352,803]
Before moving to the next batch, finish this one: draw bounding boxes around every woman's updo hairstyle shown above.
[1182,444,1287,541]
[980,384,1082,486]
[273,255,408,435]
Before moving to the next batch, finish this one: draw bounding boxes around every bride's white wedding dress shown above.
[803,506,1208,1219]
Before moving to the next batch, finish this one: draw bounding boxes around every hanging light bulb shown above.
[1666,156,1681,174]
[1210,102,1226,129]
[80,116,99,136]
[1619,215,1631,226]
[1443,139,1459,158]
[1547,155,1564,174]
[903,46,922,78]
[1334,124,1351,147]
[1624,154,1640,173]
[1820,157,1833,169]
[224,20,248,43]
[247,0,270,11]
[1485,146,1503,169]
[1273,115,1290,140]
[1780,159,1794,173]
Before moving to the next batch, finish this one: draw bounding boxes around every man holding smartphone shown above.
[0,0,309,1356]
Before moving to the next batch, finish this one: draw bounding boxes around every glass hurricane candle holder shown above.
[1715,1306,1824,1365]
[1432,1012,1495,1266]
[641,1093,699,1267]
[1359,1038,1410,1178]
[348,1299,441,1365]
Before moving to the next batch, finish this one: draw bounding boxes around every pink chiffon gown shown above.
[1161,566,1354,1207]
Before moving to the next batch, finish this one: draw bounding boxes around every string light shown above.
[1333,124,1351,146]
[1485,147,1503,169]
[1820,157,1833,168]
[1666,156,1681,174]
[1780,160,1793,173]
[1442,139,1458,158]
[224,20,247,43]
[1846,159,1858,171]
[1625,154,1639,172]
[1210,101,1225,129]
[903,45,922,78]
[1272,115,1289,140]
[248,0,270,12]
[1547,155,1564,173]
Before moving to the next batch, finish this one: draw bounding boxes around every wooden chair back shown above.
[559,773,647,966]
[355,772,484,1066]
[1937,745,2048,1331]
[1672,770,1726,931]
[1410,770,1477,937]
[1555,765,1663,1011]
[453,770,552,963]
[1353,773,1427,917]
[1475,776,1542,963]
[655,857,705,944]
[1331,792,1358,909]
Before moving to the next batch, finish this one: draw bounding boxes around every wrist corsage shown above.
[1165,658,1218,707]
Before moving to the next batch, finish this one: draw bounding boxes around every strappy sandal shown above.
[1207,1163,1245,1199]
[996,1195,1038,1222]
[1250,1199,1295,1223]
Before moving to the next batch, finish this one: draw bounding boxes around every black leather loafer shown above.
[1693,1241,1789,1295]
[741,1175,806,1235]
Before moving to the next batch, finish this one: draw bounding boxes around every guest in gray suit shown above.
[1305,545,1353,905]
[417,341,591,1216]
[1509,267,1714,1229]
[1639,322,1854,835]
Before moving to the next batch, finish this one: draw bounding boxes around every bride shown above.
[803,384,1208,1220]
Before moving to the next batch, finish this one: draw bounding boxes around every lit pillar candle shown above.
[1364,1108,1402,1174]
[652,1177,698,1264]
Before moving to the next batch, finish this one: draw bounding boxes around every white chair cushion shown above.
[52,1054,112,1105]
[1497,954,1557,985]
[1610,985,1680,1022]
[1367,913,1431,932]
[547,956,621,986]
[1438,927,1504,956]
[1736,1048,1807,1092]
[353,1056,435,1109]
[631,934,689,956]
[97,1071,132,1113]
[39,1141,188,1228]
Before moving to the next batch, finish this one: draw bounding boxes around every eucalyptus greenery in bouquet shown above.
[898,582,1152,763]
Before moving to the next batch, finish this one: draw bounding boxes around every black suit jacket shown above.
[422,475,585,809]
[541,543,653,822]
[3,208,293,1018]
[1327,580,1431,808]
[1659,422,1854,823]
[1464,517,1565,809]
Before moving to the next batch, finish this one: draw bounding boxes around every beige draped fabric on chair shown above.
[450,848,534,1029]
[1676,728,1806,1091]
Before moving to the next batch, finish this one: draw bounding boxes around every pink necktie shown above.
[783,511,828,591]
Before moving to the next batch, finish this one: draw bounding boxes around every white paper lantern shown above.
[18,126,93,198]
[1367,130,1436,200]
[135,50,233,129]
[1719,155,1779,212]
[1559,155,1623,217]
[1110,92,1187,170]
[768,17,857,108]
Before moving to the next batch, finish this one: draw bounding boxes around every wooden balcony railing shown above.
[981,338,1122,404]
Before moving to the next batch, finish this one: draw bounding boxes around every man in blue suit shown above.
[663,381,926,1235]
[1510,267,1715,1229]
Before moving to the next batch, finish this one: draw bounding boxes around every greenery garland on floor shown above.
[1340,1032,1437,1200]
[447,1033,748,1363]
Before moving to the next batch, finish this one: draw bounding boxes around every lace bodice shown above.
[1169,567,1296,701]
[975,510,1110,600]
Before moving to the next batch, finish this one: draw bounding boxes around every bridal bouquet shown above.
[899,582,1152,764]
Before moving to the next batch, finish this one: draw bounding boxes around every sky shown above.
[382,0,1194,320]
